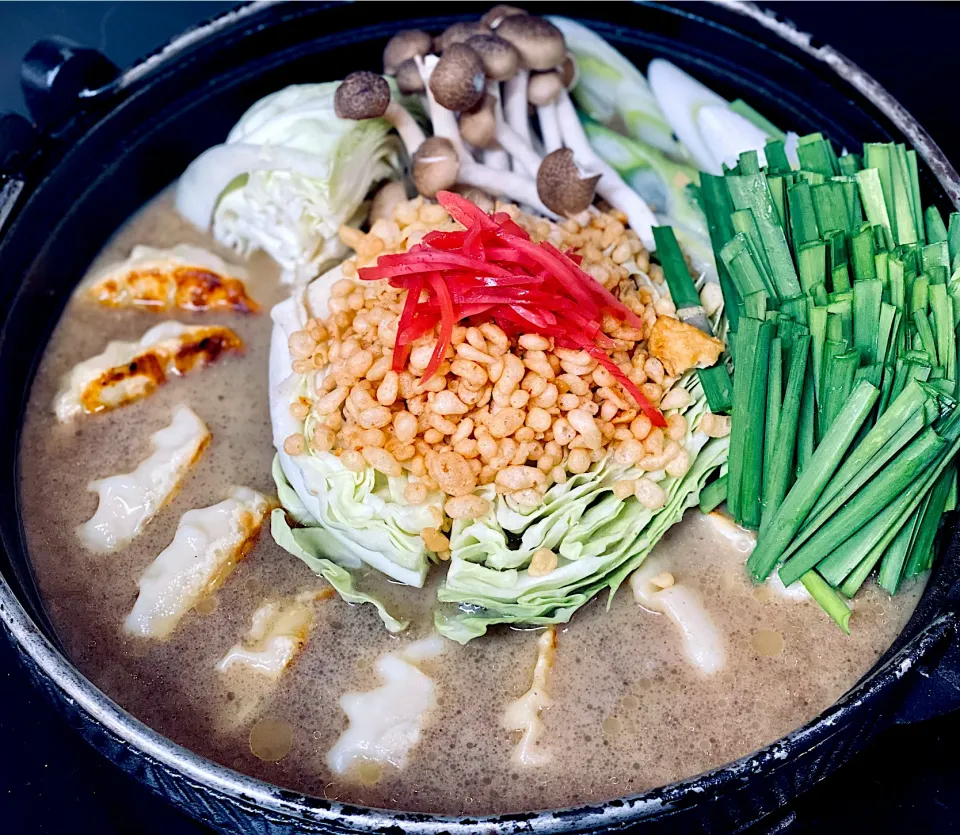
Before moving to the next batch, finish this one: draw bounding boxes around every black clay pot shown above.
[2,3,960,834]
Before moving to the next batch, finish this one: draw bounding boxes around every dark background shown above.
[1,2,959,834]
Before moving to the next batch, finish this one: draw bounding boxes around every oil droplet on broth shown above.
[719,571,739,593]
[249,717,293,762]
[356,760,383,786]
[752,629,785,657]
[601,716,623,736]
[752,585,775,605]
[195,595,219,615]
[620,694,640,711]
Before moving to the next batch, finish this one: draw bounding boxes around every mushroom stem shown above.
[537,102,562,153]
[495,120,542,177]
[554,90,657,249]
[483,83,510,171]
[459,163,559,220]
[416,55,474,163]
[385,101,426,155]
[483,148,510,171]
[503,70,533,167]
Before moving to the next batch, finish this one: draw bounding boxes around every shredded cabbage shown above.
[176,82,403,283]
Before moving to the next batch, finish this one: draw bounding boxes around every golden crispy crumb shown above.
[648,316,724,376]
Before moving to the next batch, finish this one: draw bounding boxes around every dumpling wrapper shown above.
[124,486,272,639]
[53,320,243,421]
[86,243,258,313]
[630,556,726,675]
[326,634,446,776]
[502,626,557,766]
[77,404,210,553]
[216,588,333,678]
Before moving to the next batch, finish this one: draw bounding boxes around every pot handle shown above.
[20,36,119,130]
[0,112,39,236]
[894,608,960,724]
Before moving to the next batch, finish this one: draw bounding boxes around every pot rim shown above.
[2,2,959,832]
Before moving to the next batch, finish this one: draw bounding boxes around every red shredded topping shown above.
[358,191,665,427]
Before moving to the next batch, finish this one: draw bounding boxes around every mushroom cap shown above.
[335,71,391,120]
[558,53,579,89]
[429,43,486,112]
[453,184,495,213]
[435,21,491,52]
[465,34,520,82]
[382,29,432,74]
[459,94,497,149]
[412,136,460,198]
[494,15,565,71]
[395,58,425,94]
[481,4,528,28]
[537,148,601,216]
[527,70,564,106]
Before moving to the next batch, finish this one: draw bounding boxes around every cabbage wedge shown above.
[436,375,728,644]
[268,267,444,631]
[176,82,403,283]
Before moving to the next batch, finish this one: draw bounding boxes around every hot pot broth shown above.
[18,190,922,814]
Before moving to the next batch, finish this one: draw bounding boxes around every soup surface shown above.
[20,192,923,814]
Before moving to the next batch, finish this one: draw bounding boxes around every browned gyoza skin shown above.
[19,190,922,815]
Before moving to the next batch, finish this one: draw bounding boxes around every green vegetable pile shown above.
[691,134,960,630]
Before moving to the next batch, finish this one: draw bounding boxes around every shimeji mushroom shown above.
[479,86,510,171]
[502,69,532,157]
[460,91,536,175]
[554,88,657,248]
[494,15,566,173]
[536,148,600,215]
[412,136,460,198]
[382,29,432,95]
[412,135,555,217]
[428,43,487,113]
[453,185,496,213]
[465,34,520,81]
[481,4,527,28]
[334,71,425,155]
[528,70,565,153]
[459,94,497,149]
[464,34,520,172]
[495,14,565,70]
[383,30,433,74]
[416,54,473,159]
[370,180,409,223]
[395,60,425,94]
[435,21,491,52]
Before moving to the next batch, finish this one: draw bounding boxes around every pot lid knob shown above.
[20,36,119,130]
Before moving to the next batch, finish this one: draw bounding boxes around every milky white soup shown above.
[19,191,922,815]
